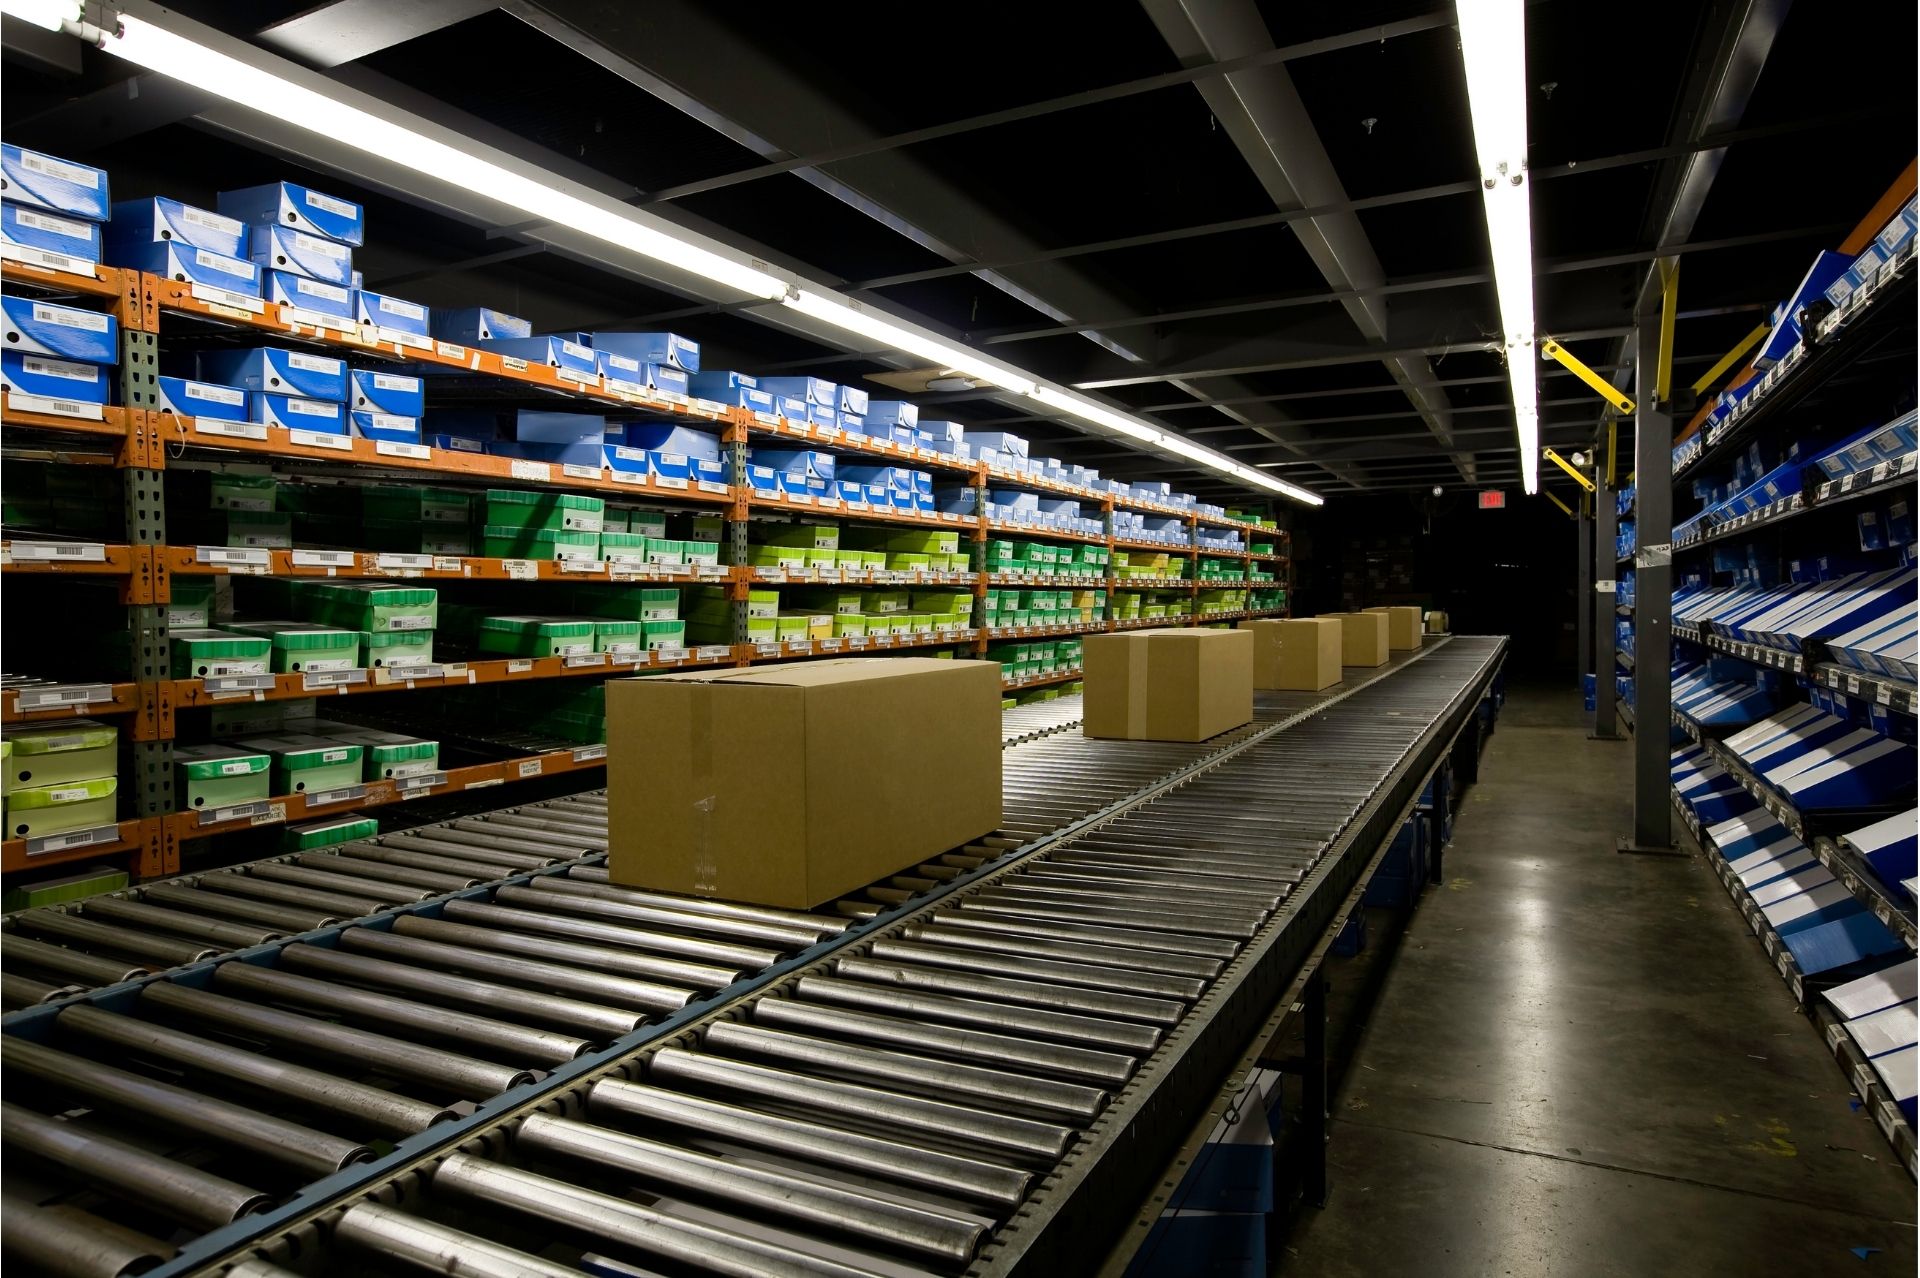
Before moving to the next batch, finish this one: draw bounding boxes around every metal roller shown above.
[192,872,393,917]
[900,919,1224,980]
[0,932,149,985]
[703,1021,1108,1124]
[136,884,338,932]
[391,914,737,991]
[865,936,1207,1001]
[552,870,849,935]
[330,842,541,881]
[2,1037,373,1176]
[2,971,86,1007]
[450,816,603,849]
[56,1004,458,1137]
[278,942,647,1041]
[79,896,282,948]
[428,824,596,857]
[1017,862,1288,908]
[509,879,825,950]
[333,1201,584,1278]
[290,853,480,893]
[212,962,589,1067]
[957,892,1259,939]
[971,881,1269,931]
[336,928,692,1015]
[833,955,1187,1026]
[372,832,562,870]
[225,1263,306,1278]
[0,1192,177,1278]
[794,973,1162,1055]
[588,1078,1033,1208]
[648,1047,1076,1164]
[248,863,435,905]
[140,982,535,1100]
[447,895,776,970]
[751,998,1136,1088]
[516,1111,989,1266]
[946,900,1241,959]
[12,911,220,967]
[432,1152,892,1278]
[0,1101,273,1229]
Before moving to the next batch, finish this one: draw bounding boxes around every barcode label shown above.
[572,745,608,763]
[509,460,552,482]
[194,418,268,440]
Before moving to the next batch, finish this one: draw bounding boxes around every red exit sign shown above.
[1478,490,1507,509]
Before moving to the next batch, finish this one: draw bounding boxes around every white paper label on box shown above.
[386,614,433,631]
[4,391,103,419]
[20,151,99,185]
[19,355,94,384]
[509,459,552,482]
[31,302,110,332]
[304,188,357,217]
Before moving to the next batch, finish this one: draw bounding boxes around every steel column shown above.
[1577,503,1594,693]
[1627,311,1676,849]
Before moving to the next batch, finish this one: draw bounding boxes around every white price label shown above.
[656,476,689,490]
[502,560,540,581]
[195,546,270,567]
[695,645,733,661]
[509,459,552,482]
[517,759,544,778]
[506,659,534,673]
[11,541,107,562]
[563,652,607,668]
[572,745,608,764]
[698,480,730,495]
[374,440,432,460]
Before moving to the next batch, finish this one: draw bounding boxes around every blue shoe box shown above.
[265,271,354,322]
[107,198,246,257]
[115,241,259,296]
[431,307,529,344]
[349,369,425,417]
[1,203,100,262]
[155,376,248,421]
[354,290,431,341]
[249,223,353,286]
[1,145,109,220]
[253,392,346,433]
[218,182,364,247]
[0,295,117,362]
[351,411,421,444]
[619,424,721,459]
[480,335,597,378]
[488,437,603,470]
[201,347,347,402]
[745,463,778,495]
[591,330,698,371]
[759,376,837,409]
[1,351,108,404]
[513,409,606,445]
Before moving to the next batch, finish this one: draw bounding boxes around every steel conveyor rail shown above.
[0,638,1501,1277]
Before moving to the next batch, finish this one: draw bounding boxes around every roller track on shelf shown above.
[0,636,1504,1278]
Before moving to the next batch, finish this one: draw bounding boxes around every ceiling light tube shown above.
[1029,386,1160,442]
[1457,0,1539,493]
[99,13,788,301]
[0,0,81,30]
[785,290,1035,396]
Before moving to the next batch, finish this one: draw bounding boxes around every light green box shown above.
[167,577,215,629]
[798,590,864,616]
[764,522,840,551]
[748,543,805,568]
[484,488,604,532]
[682,542,720,567]
[481,525,600,562]
[775,615,809,641]
[887,552,931,572]
[6,776,116,838]
[171,629,271,678]
[228,621,360,673]
[832,614,868,638]
[593,618,643,655]
[365,738,440,779]
[211,473,277,512]
[1,866,127,912]
[868,591,910,614]
[283,815,379,849]
[599,531,649,562]
[644,620,688,650]
[307,583,437,633]
[628,512,668,539]
[5,720,117,791]
[883,530,959,555]
[688,515,724,543]
[647,539,686,565]
[243,734,364,795]
[174,742,270,810]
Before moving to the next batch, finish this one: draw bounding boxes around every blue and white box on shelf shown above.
[349,370,425,417]
[264,271,354,322]
[252,392,346,433]
[1,204,100,262]
[479,335,598,378]
[201,347,347,401]
[1842,810,1918,897]
[591,331,698,372]
[431,308,530,344]
[107,198,246,257]
[618,424,721,460]
[351,411,422,445]
[353,290,431,341]
[249,224,354,285]
[0,351,108,405]
[154,377,248,421]
[1756,251,1851,367]
[866,400,918,429]
[218,182,365,246]
[118,242,260,297]
[759,377,837,409]
[512,410,605,445]
[0,296,117,362]
[1,145,109,220]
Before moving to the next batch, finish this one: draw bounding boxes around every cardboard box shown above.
[1425,610,1450,634]
[1239,618,1341,691]
[1323,613,1389,667]
[1366,606,1424,650]
[3,145,110,220]
[218,181,365,246]
[1082,628,1253,742]
[606,658,1001,908]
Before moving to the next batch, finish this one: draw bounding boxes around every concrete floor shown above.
[1284,683,1917,1277]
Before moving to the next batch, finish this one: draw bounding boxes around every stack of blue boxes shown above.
[0,147,120,414]
[199,346,348,436]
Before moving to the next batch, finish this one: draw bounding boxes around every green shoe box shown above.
[361,629,434,667]
[228,621,361,673]
[7,775,117,839]
[170,629,271,679]
[283,815,379,849]
[483,488,604,532]
[174,742,271,809]
[477,616,596,658]
[240,734,364,795]
[5,720,117,791]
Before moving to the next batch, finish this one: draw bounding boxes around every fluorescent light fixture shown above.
[1457,0,1539,494]
[785,290,1036,396]
[99,14,788,301]
[81,5,1320,504]
[0,0,80,29]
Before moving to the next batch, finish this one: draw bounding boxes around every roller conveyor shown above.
[0,637,1502,1278]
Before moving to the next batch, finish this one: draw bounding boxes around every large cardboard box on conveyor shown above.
[1239,618,1341,691]
[1320,612,1390,668]
[605,658,1002,908]
[1082,628,1253,742]
[1366,606,1424,651]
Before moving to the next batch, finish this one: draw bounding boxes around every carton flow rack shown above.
[0,258,1290,883]
[0,635,1506,1278]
